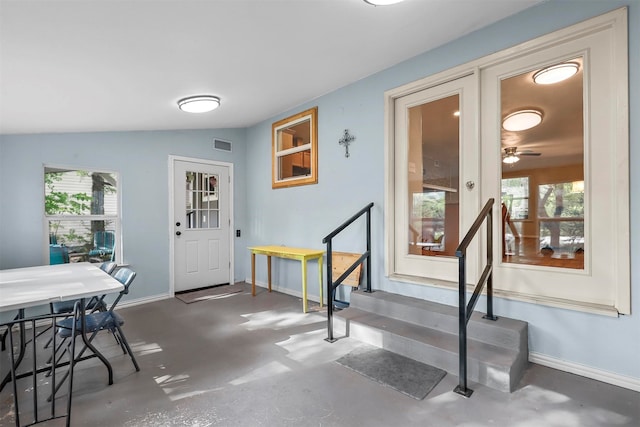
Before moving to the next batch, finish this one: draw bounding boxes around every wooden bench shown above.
[331,252,362,308]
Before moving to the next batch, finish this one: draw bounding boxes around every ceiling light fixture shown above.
[177,95,220,113]
[533,62,579,85]
[364,0,405,6]
[502,109,542,132]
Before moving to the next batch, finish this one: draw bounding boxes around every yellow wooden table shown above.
[249,245,324,313]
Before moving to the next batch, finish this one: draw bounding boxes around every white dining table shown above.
[0,262,124,426]
[0,262,123,313]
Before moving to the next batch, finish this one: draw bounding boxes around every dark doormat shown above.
[175,284,243,304]
[336,347,446,400]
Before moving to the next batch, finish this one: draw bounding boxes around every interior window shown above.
[44,167,120,264]
[272,107,318,189]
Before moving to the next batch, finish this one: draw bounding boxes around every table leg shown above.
[302,257,308,313]
[251,252,256,296]
[267,255,272,292]
[318,255,323,308]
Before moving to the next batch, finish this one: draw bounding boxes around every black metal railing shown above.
[454,198,498,397]
[322,202,374,343]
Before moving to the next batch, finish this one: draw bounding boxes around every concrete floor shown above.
[1,282,638,426]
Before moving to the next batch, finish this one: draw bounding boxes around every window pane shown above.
[185,171,220,229]
[500,57,584,269]
[278,150,311,179]
[407,94,459,257]
[45,168,118,216]
[47,219,115,264]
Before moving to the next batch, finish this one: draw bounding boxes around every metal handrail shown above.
[454,198,497,398]
[322,202,374,343]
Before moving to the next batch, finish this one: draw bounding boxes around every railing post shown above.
[325,240,337,343]
[454,254,473,397]
[365,207,372,293]
[484,207,498,321]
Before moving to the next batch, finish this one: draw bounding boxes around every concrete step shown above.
[349,290,527,351]
[333,290,529,392]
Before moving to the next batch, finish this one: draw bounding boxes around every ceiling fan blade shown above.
[519,151,541,156]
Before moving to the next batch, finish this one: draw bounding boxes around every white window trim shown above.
[384,8,629,315]
[43,163,122,265]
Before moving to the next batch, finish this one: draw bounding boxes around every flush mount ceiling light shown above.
[177,95,220,113]
[502,109,542,132]
[533,62,579,85]
[364,0,405,5]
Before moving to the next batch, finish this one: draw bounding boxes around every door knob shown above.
[466,181,475,190]
[176,231,181,236]
[176,222,181,227]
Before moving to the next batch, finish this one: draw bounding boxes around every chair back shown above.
[49,244,69,264]
[94,230,115,251]
[108,268,137,311]
[89,230,116,261]
[99,261,117,275]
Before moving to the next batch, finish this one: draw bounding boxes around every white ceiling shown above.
[0,0,543,135]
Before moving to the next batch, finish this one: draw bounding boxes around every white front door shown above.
[173,159,231,292]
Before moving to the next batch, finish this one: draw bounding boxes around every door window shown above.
[391,75,478,283]
[185,171,220,229]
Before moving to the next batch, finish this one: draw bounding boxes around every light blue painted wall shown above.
[0,129,248,303]
[244,0,640,381]
[0,0,637,382]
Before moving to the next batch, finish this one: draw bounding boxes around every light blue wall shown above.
[0,129,248,302]
[244,0,640,381]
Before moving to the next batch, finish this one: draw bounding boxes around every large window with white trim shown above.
[44,166,120,265]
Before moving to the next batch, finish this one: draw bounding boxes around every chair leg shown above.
[114,324,140,371]
[0,327,7,351]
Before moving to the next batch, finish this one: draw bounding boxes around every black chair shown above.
[50,261,117,315]
[42,261,118,356]
[55,267,140,374]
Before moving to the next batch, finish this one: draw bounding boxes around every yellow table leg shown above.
[267,255,272,292]
[302,256,308,313]
[318,255,323,308]
[251,252,256,296]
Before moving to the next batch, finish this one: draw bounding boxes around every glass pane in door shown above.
[407,94,459,257]
[185,171,220,229]
[500,57,584,269]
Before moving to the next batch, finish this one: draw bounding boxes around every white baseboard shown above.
[530,352,640,392]
[118,293,171,308]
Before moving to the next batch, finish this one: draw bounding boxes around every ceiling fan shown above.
[502,146,541,164]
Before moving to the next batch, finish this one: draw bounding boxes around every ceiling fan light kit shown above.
[177,95,221,113]
[503,147,520,164]
[533,62,580,85]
